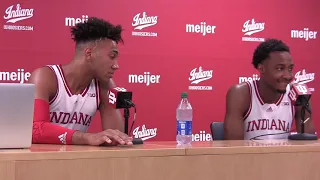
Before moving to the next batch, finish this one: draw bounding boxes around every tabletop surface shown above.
[1,140,320,161]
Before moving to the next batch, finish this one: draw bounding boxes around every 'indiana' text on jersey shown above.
[246,119,290,132]
[47,65,100,132]
[243,80,294,140]
[50,112,92,126]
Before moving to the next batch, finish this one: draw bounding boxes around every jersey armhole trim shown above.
[46,65,59,105]
[291,103,295,122]
[94,79,100,110]
[243,81,252,121]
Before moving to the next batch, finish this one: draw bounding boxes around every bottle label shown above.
[177,120,192,135]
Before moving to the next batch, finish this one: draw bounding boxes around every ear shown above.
[84,48,93,62]
[257,64,265,74]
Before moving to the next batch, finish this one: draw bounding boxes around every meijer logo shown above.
[291,28,317,41]
[0,69,31,83]
[238,74,260,83]
[192,130,212,141]
[65,15,88,26]
[4,4,33,23]
[186,22,216,36]
[132,12,157,30]
[128,72,160,86]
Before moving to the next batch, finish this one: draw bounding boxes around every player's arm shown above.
[223,83,250,140]
[29,67,89,145]
[294,100,316,134]
[99,79,125,132]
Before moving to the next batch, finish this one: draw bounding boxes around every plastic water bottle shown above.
[176,92,193,145]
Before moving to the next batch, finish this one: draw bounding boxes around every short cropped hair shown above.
[252,38,290,69]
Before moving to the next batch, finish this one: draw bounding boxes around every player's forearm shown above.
[102,118,125,132]
[32,122,92,145]
[32,99,91,145]
[71,131,91,145]
[102,110,125,132]
[32,122,76,145]
[114,110,125,132]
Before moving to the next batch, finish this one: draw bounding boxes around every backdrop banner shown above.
[0,0,319,142]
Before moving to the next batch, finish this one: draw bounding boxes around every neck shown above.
[257,79,281,104]
[61,58,93,95]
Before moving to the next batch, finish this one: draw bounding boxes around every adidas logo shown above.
[266,107,273,112]
[58,132,67,144]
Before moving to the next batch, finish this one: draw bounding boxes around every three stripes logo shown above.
[266,106,273,112]
[58,132,67,144]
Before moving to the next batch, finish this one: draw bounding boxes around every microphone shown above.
[108,87,134,109]
[107,87,143,145]
[287,83,318,140]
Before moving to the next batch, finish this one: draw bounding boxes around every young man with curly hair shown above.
[29,17,133,146]
[223,38,316,140]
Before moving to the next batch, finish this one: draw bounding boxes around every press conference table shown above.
[1,140,320,180]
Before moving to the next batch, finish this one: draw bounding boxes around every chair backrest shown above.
[210,122,224,140]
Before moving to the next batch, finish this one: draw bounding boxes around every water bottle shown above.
[176,92,193,145]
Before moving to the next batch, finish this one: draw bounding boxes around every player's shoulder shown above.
[27,65,58,94]
[227,82,251,97]
[225,82,251,115]
[26,65,58,100]
[28,66,56,83]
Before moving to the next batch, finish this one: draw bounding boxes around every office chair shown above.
[210,122,224,140]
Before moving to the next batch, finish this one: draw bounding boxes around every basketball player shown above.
[28,17,133,146]
[223,39,316,140]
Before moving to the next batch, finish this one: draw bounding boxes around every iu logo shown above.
[288,89,297,101]
[296,84,308,94]
[108,91,116,104]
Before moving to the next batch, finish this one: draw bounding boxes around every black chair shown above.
[210,122,224,140]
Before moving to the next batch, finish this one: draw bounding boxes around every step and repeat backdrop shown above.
[0,0,319,142]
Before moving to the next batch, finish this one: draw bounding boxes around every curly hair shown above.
[252,39,290,69]
[70,17,124,45]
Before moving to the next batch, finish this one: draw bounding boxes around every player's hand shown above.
[84,129,133,146]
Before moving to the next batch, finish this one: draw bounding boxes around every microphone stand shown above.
[123,106,143,145]
[124,108,129,135]
[288,96,318,140]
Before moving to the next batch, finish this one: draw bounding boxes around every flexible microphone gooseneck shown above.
[123,100,143,145]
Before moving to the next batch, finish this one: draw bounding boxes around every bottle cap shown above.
[181,92,188,98]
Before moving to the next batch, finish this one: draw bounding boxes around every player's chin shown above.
[107,73,114,78]
[276,82,288,92]
[276,88,287,94]
[99,74,112,82]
